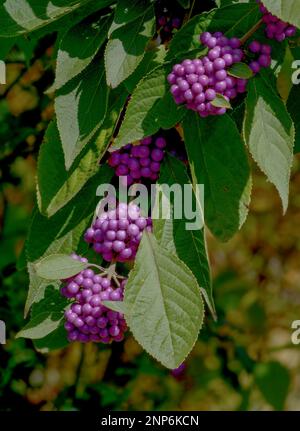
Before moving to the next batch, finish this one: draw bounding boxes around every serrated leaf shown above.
[113,66,184,150]
[154,91,187,129]
[51,14,111,91]
[262,0,300,29]
[29,165,113,262]
[124,232,204,369]
[153,155,215,317]
[287,85,300,154]
[38,90,126,217]
[254,361,290,411]
[37,121,96,216]
[277,45,294,102]
[17,314,62,339]
[124,45,166,93]
[176,0,190,8]
[211,93,232,109]
[55,59,109,170]
[109,0,149,36]
[26,236,72,317]
[228,62,253,79]
[244,74,294,212]
[33,323,69,352]
[105,5,155,88]
[18,285,68,339]
[35,254,88,280]
[183,112,251,241]
[167,3,260,60]
[167,10,215,60]
[25,165,113,315]
[102,301,127,313]
[0,0,112,37]
[212,3,261,37]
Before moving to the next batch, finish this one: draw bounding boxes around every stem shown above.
[187,0,196,21]
[107,263,116,281]
[112,275,120,288]
[240,19,263,45]
[88,263,106,272]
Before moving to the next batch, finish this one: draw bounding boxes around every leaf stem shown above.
[88,263,106,272]
[187,0,196,21]
[112,275,120,287]
[240,19,263,45]
[107,263,116,281]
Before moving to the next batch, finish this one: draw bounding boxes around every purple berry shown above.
[205,89,216,101]
[249,40,261,53]
[151,149,164,162]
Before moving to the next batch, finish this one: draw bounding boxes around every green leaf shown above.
[167,10,215,60]
[124,232,204,369]
[113,66,184,149]
[51,14,111,91]
[25,164,113,315]
[287,85,300,154]
[33,323,69,352]
[183,112,251,242]
[228,62,253,79]
[277,45,294,102]
[153,92,187,129]
[211,93,232,109]
[28,165,113,263]
[109,0,149,36]
[153,155,214,317]
[38,90,126,217]
[0,36,16,57]
[35,254,88,280]
[17,314,62,339]
[262,0,300,29]
[102,301,127,313]
[37,121,96,216]
[0,0,112,37]
[26,239,72,317]
[18,285,68,339]
[243,73,295,212]
[105,5,155,88]
[176,0,190,8]
[212,3,261,38]
[55,59,109,170]
[255,361,290,410]
[124,45,166,93]
[167,3,260,60]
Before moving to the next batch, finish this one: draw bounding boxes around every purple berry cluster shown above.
[248,40,272,74]
[257,1,296,41]
[62,267,127,344]
[155,0,182,41]
[168,32,248,117]
[84,202,152,262]
[108,136,167,186]
[158,15,181,33]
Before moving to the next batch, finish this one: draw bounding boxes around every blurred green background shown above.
[0,37,300,412]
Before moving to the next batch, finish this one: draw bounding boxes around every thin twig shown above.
[240,19,263,45]
[187,0,196,21]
